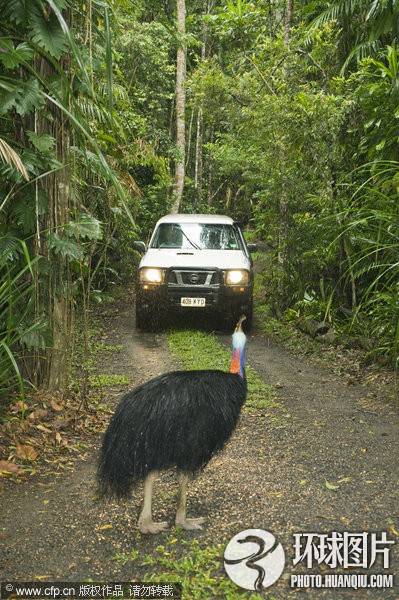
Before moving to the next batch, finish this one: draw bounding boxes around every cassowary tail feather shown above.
[97,369,247,499]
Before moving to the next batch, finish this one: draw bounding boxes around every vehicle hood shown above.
[139,249,250,270]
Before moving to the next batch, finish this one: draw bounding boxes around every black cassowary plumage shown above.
[98,369,247,498]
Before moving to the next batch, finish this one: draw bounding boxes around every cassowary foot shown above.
[175,516,205,530]
[138,519,169,535]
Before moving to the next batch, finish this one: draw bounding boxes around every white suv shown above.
[134,214,256,331]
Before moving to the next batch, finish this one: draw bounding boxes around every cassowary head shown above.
[230,315,247,378]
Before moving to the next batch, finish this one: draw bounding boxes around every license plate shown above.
[181,297,206,307]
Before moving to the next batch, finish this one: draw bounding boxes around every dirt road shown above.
[1,305,398,599]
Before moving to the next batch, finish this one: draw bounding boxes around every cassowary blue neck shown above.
[230,331,247,378]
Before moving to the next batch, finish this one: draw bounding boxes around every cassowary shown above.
[98,316,247,534]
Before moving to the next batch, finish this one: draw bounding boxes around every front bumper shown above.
[136,267,252,314]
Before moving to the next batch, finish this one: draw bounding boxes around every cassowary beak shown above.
[234,314,246,333]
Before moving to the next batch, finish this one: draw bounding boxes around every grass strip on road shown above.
[167,329,277,411]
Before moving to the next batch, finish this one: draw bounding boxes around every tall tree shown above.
[278,0,294,273]
[194,0,212,201]
[285,0,293,44]
[171,0,187,213]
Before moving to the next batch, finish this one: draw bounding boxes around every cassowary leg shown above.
[175,473,205,530]
[137,472,168,534]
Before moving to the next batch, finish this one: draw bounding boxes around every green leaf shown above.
[17,79,45,116]
[27,131,55,153]
[0,235,21,262]
[19,323,50,350]
[0,78,44,116]
[375,139,386,151]
[0,40,33,69]
[65,214,102,241]
[0,78,24,114]
[47,233,84,260]
[0,341,24,395]
[29,2,66,58]
[325,480,339,491]
[4,0,30,24]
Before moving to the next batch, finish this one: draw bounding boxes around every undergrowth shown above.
[89,373,130,388]
[114,535,273,600]
[254,304,316,354]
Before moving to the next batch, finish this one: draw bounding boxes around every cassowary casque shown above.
[98,316,248,534]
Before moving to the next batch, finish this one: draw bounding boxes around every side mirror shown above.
[133,241,147,253]
[247,243,258,253]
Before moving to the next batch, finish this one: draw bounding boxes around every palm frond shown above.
[0,138,29,180]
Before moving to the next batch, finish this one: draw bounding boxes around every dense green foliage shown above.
[1,0,398,398]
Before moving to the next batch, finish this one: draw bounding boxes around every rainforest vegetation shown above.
[1,0,399,398]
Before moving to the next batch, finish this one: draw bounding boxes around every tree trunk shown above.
[194,107,203,197]
[194,4,208,201]
[206,127,214,206]
[171,0,186,214]
[35,53,72,392]
[284,0,294,45]
[277,178,289,267]
[186,107,194,168]
[278,0,294,271]
[275,0,294,307]
[47,64,72,392]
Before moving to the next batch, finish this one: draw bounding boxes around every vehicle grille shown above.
[167,269,220,287]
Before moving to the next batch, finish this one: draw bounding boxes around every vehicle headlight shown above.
[225,270,249,285]
[139,268,165,284]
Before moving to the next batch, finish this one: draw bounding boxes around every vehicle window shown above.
[151,223,242,250]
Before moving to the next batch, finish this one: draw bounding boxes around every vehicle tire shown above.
[221,313,236,333]
[243,301,253,334]
[135,303,147,330]
[136,301,158,332]
[223,302,253,334]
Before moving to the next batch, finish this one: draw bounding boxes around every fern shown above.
[70,146,111,179]
[0,235,21,263]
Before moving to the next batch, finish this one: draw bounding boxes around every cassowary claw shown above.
[175,516,205,530]
[138,520,169,535]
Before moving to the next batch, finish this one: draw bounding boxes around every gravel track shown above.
[1,306,398,599]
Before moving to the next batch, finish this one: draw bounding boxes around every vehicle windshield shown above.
[150,223,242,250]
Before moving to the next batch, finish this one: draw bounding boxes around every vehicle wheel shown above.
[136,302,158,331]
[135,303,147,330]
[222,313,236,333]
[243,302,253,333]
